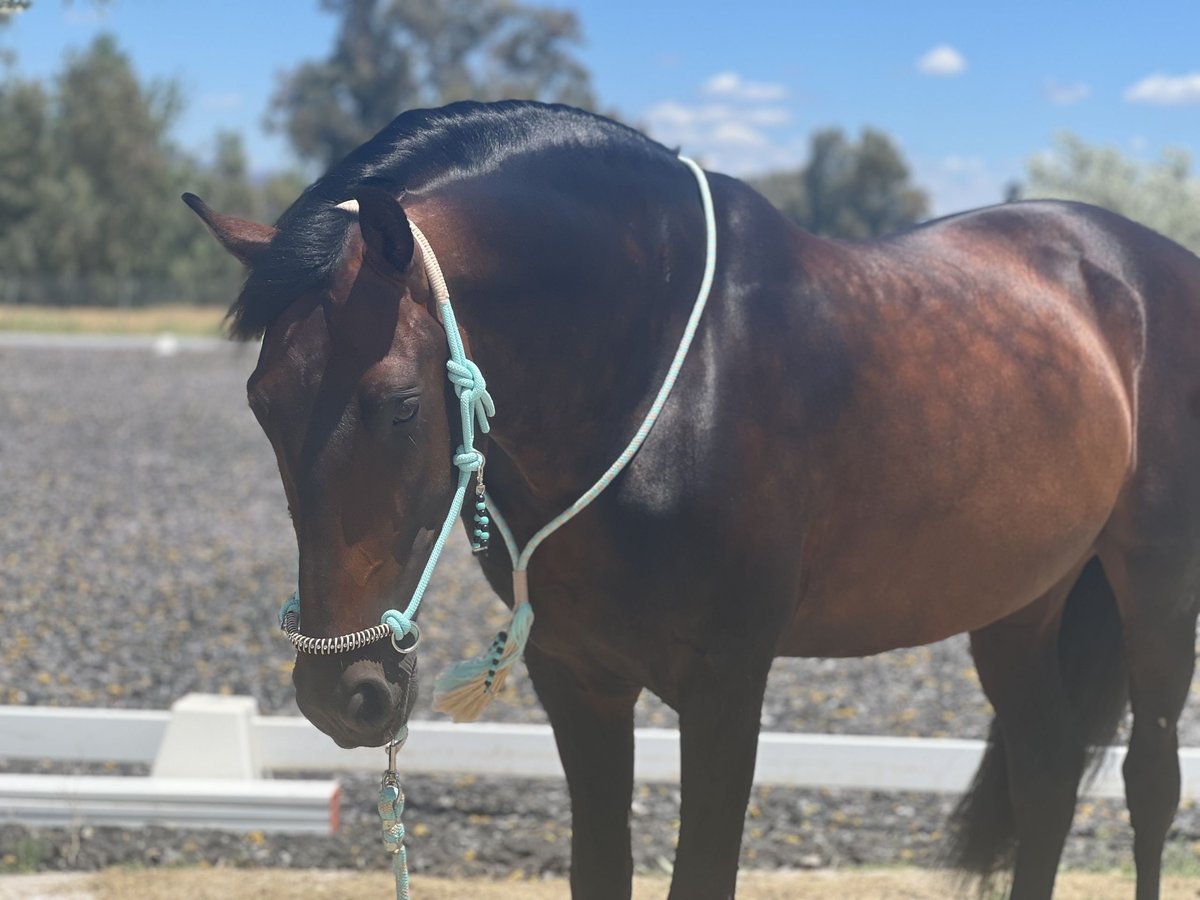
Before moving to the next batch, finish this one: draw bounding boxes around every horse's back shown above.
[737,198,1200,657]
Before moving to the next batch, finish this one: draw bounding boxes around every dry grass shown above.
[0,304,226,337]
[2,868,1198,900]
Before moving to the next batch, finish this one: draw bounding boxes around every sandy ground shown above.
[2,868,1199,900]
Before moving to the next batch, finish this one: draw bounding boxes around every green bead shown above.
[478,531,490,541]
[477,516,490,526]
[475,501,487,512]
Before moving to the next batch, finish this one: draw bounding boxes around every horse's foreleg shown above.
[524,641,640,900]
[668,652,771,900]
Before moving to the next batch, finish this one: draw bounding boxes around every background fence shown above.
[4,693,1197,836]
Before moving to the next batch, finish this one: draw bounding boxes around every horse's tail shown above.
[944,557,1128,886]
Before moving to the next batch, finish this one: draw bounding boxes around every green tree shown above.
[46,35,181,287]
[0,2,33,26]
[270,0,596,169]
[750,128,929,239]
[0,36,185,304]
[0,35,303,306]
[1022,132,1200,254]
[0,71,51,280]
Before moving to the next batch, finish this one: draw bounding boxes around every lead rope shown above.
[379,728,410,900]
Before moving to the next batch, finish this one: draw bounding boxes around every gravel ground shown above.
[2,341,1200,879]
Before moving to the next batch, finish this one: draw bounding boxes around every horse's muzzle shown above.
[292,648,419,748]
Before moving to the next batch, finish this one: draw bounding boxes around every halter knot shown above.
[382,609,415,639]
[453,446,485,472]
[446,358,494,434]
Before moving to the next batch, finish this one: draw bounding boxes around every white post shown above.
[150,694,262,779]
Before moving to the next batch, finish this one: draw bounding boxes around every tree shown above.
[270,0,596,169]
[0,1,33,25]
[0,71,50,276]
[1022,132,1200,255]
[749,128,929,239]
[0,36,184,303]
[0,35,305,306]
[45,35,181,286]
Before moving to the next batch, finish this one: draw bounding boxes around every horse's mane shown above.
[229,100,677,340]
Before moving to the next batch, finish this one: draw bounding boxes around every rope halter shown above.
[279,215,495,657]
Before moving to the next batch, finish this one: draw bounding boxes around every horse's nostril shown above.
[347,676,391,728]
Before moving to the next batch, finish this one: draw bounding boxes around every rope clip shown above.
[384,727,408,783]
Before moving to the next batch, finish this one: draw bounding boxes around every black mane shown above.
[228,100,676,340]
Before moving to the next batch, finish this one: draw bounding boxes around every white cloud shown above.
[1124,72,1200,106]
[711,121,768,147]
[642,72,807,175]
[643,100,802,176]
[1044,80,1090,106]
[643,101,790,128]
[702,71,788,102]
[916,45,967,77]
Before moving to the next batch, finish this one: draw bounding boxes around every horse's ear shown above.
[181,193,276,267]
[354,186,415,274]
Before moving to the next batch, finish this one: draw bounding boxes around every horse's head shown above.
[186,188,464,747]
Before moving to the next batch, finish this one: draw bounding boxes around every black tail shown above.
[944,558,1128,885]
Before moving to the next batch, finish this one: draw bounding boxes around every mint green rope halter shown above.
[278,218,494,655]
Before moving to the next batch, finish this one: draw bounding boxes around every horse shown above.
[184,100,1200,900]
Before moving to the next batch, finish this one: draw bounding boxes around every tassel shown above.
[433,572,533,722]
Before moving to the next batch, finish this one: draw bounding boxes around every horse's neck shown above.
[436,167,709,521]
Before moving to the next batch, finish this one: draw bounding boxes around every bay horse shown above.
[185,100,1200,900]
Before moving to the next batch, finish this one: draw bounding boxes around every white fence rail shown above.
[3,694,1197,835]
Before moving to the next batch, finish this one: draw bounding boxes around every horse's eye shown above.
[392,396,419,425]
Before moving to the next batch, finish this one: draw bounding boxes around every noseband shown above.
[280,155,717,722]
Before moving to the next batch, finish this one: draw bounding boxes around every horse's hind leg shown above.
[965,565,1090,900]
[524,641,641,900]
[1098,542,1200,900]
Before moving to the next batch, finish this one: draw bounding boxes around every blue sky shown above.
[3,0,1198,214]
